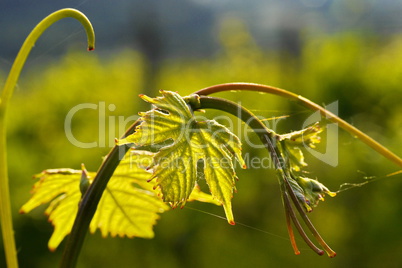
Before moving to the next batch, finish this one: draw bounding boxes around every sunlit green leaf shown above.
[20,168,82,250]
[118,90,245,224]
[20,149,219,250]
[20,150,167,251]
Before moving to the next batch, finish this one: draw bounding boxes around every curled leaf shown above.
[287,175,336,212]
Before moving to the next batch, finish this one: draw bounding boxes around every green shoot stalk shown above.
[60,120,140,268]
[0,9,95,268]
[195,82,402,167]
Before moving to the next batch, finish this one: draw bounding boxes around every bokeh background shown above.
[1,0,402,267]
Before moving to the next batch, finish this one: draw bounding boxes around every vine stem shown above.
[195,82,402,167]
[60,120,140,268]
[61,91,340,264]
[0,9,95,268]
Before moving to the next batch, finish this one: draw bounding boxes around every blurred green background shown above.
[1,1,402,267]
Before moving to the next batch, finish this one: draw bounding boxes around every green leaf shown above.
[118,90,245,225]
[20,150,169,251]
[20,149,220,251]
[20,168,82,250]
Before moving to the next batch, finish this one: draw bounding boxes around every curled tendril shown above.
[0,8,95,268]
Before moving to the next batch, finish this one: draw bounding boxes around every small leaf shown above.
[118,90,245,224]
[279,122,322,148]
[293,176,336,212]
[276,123,335,212]
[285,146,306,172]
[278,122,323,171]
[188,184,222,206]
